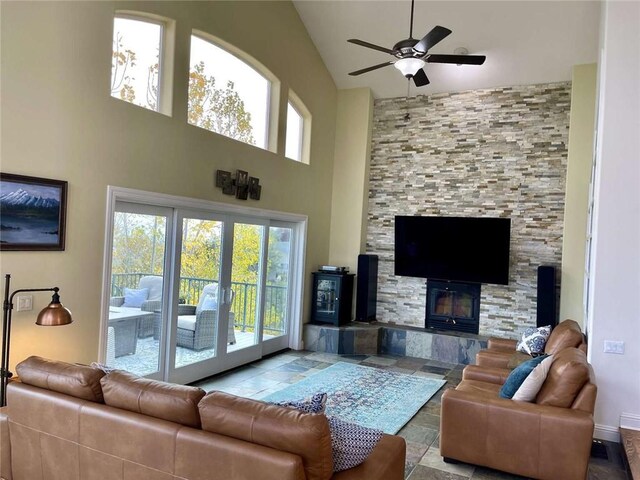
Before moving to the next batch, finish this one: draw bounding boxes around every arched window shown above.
[110,12,174,115]
[188,34,272,150]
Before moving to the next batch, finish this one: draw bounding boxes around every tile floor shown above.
[193,350,630,480]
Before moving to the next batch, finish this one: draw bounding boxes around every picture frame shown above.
[236,170,249,186]
[249,177,261,200]
[216,170,235,195]
[0,173,68,251]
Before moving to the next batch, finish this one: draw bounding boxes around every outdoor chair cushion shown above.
[177,315,198,331]
[138,275,163,301]
[122,287,149,308]
[196,283,219,315]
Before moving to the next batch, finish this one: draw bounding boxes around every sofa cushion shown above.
[516,325,551,355]
[199,391,333,480]
[101,371,205,428]
[536,347,590,408]
[122,287,149,308]
[15,356,105,403]
[544,319,584,355]
[328,416,383,472]
[512,355,554,402]
[499,355,548,399]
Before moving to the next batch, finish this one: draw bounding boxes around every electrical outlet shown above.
[603,340,625,355]
[16,294,33,312]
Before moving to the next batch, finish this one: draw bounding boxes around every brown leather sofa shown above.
[0,356,406,480]
[476,319,587,370]
[440,347,597,480]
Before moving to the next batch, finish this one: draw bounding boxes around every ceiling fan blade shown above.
[348,39,397,55]
[427,54,486,65]
[349,61,395,76]
[414,26,452,54]
[413,68,430,87]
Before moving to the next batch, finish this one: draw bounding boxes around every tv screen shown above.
[394,216,511,285]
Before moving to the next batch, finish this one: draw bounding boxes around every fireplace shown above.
[425,280,481,334]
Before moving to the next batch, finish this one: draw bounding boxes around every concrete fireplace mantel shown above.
[303,322,489,365]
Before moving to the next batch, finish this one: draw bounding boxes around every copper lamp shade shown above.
[36,292,73,327]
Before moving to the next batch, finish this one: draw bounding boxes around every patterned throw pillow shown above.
[328,416,383,472]
[516,325,552,355]
[272,392,327,414]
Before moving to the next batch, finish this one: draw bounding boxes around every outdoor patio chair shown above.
[110,275,163,338]
[175,284,237,351]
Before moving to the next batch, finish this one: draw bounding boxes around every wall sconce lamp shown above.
[1,273,73,406]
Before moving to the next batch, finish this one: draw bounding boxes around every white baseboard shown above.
[594,424,621,442]
[621,413,640,430]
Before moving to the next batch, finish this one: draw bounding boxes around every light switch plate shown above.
[603,340,625,354]
[16,294,33,312]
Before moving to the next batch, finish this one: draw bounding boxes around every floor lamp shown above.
[1,273,73,407]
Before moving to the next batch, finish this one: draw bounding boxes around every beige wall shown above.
[559,64,597,326]
[0,1,337,370]
[328,88,374,271]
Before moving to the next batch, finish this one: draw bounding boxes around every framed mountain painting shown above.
[0,173,68,251]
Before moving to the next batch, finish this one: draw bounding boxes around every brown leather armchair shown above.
[440,347,597,480]
[476,319,586,369]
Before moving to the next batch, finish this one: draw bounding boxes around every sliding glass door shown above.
[102,193,300,384]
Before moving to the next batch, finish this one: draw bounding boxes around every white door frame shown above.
[99,186,307,378]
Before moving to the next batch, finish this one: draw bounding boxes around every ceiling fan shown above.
[347,0,486,86]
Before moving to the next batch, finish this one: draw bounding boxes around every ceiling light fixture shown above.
[394,57,426,77]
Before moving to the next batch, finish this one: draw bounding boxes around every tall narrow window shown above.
[188,34,270,149]
[285,102,303,161]
[111,15,163,112]
[285,91,310,163]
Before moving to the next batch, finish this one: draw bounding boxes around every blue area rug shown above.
[263,362,446,434]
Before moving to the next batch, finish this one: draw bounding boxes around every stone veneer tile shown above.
[354,327,380,355]
[380,328,407,356]
[406,330,433,359]
[458,338,487,365]
[432,335,459,364]
[338,329,354,354]
[367,83,570,337]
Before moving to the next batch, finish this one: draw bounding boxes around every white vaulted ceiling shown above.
[293,1,601,98]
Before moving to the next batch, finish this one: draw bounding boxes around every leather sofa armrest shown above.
[462,365,510,385]
[0,407,12,480]
[440,389,594,480]
[487,337,517,351]
[332,434,406,480]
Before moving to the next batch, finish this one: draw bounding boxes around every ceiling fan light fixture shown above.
[394,57,426,77]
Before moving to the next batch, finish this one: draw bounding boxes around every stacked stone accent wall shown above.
[367,82,571,338]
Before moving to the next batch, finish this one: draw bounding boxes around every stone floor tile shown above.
[363,355,399,366]
[409,410,441,429]
[289,358,323,369]
[405,441,429,465]
[408,464,469,480]
[398,424,439,445]
[413,370,447,380]
[418,447,475,477]
[273,362,311,373]
[587,463,629,480]
[420,365,452,375]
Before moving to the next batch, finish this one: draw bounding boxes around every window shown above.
[285,102,303,161]
[285,91,311,163]
[111,15,163,112]
[188,34,271,149]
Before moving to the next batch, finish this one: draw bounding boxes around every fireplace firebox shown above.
[425,280,481,334]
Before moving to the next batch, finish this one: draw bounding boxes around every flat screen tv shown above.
[394,216,511,285]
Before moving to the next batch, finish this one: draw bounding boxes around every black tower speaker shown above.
[537,265,558,328]
[356,254,378,322]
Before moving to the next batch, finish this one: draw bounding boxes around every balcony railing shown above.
[111,273,287,336]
